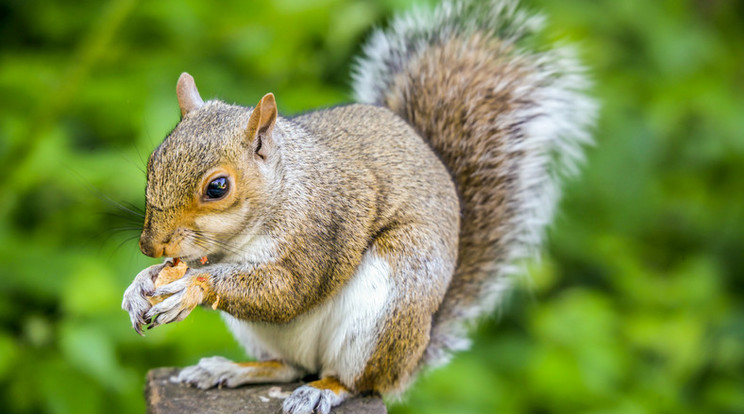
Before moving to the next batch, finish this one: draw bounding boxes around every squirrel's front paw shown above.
[144,272,209,328]
[122,263,165,335]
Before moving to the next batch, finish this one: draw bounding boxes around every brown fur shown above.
[130,0,595,408]
[141,101,459,358]
[384,33,533,360]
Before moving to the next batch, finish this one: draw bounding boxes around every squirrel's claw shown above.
[130,311,145,336]
[144,273,205,328]
[151,274,191,297]
[282,379,351,414]
[145,293,187,327]
[122,263,164,335]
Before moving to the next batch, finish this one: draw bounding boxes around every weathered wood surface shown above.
[146,368,387,414]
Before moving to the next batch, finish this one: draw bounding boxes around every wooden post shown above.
[146,368,388,414]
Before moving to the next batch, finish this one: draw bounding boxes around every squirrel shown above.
[122,0,595,413]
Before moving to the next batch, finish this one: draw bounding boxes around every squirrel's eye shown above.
[205,177,229,200]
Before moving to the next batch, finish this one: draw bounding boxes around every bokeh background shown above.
[1,0,742,413]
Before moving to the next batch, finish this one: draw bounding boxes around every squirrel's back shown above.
[286,103,459,244]
[353,0,596,368]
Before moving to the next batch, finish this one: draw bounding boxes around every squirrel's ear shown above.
[246,92,277,160]
[176,72,204,116]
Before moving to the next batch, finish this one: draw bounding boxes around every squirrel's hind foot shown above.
[173,356,302,389]
[282,377,351,414]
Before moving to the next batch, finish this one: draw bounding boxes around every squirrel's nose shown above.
[139,236,164,258]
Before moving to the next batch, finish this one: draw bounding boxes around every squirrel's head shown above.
[139,73,279,262]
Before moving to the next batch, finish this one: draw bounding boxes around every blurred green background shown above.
[1,0,742,413]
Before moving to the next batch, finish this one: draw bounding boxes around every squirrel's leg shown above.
[281,225,453,412]
[175,356,302,389]
[352,225,454,395]
[282,377,351,414]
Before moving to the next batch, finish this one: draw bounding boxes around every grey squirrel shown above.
[121,0,596,412]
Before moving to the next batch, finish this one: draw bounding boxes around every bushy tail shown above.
[352,0,596,368]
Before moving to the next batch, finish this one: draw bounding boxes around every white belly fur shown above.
[221,251,391,386]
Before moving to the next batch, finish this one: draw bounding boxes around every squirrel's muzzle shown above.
[139,234,164,258]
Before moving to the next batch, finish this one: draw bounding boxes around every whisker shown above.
[91,189,145,219]
[109,226,144,233]
[187,230,246,257]
[99,211,144,226]
[201,238,244,257]
[114,234,141,252]
[67,167,145,220]
[120,201,146,217]
[193,229,254,238]
[82,228,137,249]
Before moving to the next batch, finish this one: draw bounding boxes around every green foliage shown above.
[0,0,742,413]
